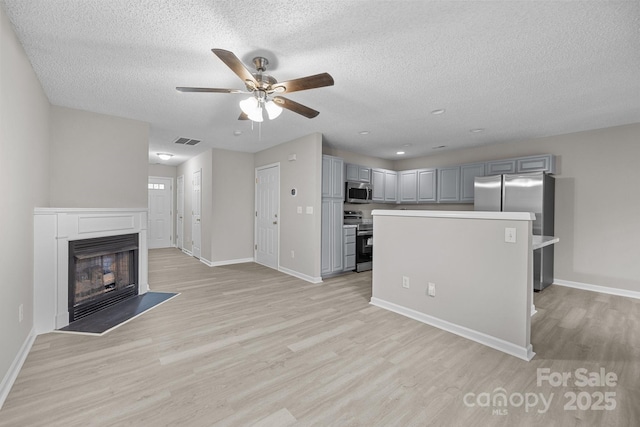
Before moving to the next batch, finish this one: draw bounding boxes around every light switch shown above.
[505,227,517,243]
[306,206,313,214]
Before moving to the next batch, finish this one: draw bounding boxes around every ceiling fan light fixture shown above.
[265,100,282,120]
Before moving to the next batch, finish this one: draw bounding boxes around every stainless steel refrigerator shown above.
[474,172,555,291]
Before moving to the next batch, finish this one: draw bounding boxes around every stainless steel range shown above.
[344,211,372,272]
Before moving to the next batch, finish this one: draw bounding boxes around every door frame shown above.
[176,174,184,250]
[255,163,280,269]
[192,168,202,259]
[147,176,173,249]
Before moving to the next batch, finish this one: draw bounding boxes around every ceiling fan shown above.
[176,49,334,122]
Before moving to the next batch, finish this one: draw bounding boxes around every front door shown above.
[176,175,184,249]
[255,164,279,269]
[192,169,202,259]
[148,177,172,249]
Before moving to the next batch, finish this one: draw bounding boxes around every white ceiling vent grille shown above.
[173,137,200,145]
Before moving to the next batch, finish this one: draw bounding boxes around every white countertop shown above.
[372,209,535,221]
[532,235,559,250]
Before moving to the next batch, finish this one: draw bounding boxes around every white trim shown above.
[181,248,193,256]
[371,209,535,221]
[199,257,213,267]
[35,207,147,214]
[0,328,36,410]
[208,258,254,267]
[278,266,323,284]
[554,279,640,300]
[370,297,535,362]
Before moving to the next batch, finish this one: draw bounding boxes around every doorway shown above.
[255,164,280,269]
[148,177,173,249]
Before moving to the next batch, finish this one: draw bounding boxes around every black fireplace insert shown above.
[68,233,139,322]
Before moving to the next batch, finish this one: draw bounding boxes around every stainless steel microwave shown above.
[345,181,372,204]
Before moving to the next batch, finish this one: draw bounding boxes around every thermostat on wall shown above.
[291,188,297,196]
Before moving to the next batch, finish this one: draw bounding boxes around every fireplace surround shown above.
[34,208,149,333]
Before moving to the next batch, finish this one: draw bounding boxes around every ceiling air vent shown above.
[173,137,200,146]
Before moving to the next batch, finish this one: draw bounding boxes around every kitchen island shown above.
[370,209,553,361]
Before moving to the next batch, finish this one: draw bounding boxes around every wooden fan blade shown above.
[273,96,320,118]
[238,112,249,120]
[212,49,258,86]
[176,87,247,93]
[271,73,334,94]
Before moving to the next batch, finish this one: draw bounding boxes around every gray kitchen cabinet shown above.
[384,170,398,203]
[399,170,418,202]
[371,168,397,203]
[417,169,437,202]
[371,169,385,201]
[343,227,356,271]
[460,163,486,202]
[437,166,461,202]
[516,155,556,174]
[321,198,344,276]
[486,159,516,175]
[345,163,371,183]
[322,155,344,199]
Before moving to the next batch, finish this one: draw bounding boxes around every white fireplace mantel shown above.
[34,208,149,333]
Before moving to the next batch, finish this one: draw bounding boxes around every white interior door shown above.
[192,169,202,259]
[148,177,172,249]
[255,165,279,269]
[176,175,184,249]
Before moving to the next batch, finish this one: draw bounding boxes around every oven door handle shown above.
[357,231,373,236]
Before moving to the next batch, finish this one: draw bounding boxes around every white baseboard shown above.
[554,279,640,300]
[278,266,323,284]
[370,298,535,362]
[181,248,193,257]
[0,328,36,410]
[208,257,254,267]
[199,257,213,267]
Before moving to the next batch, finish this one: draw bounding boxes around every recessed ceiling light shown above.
[432,145,446,150]
[470,128,485,133]
[359,131,370,135]
[396,151,405,155]
[431,109,446,115]
[233,130,242,136]
[157,153,173,160]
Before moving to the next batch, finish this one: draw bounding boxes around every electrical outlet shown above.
[505,227,517,243]
[19,304,23,322]
[428,283,436,297]
[402,276,410,289]
[291,250,295,258]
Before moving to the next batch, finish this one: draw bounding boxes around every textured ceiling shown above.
[2,1,639,165]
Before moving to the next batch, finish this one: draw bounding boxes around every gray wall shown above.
[392,123,640,293]
[50,106,149,208]
[255,133,323,279]
[0,6,50,395]
[211,148,255,263]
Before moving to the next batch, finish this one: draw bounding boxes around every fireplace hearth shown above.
[68,233,139,322]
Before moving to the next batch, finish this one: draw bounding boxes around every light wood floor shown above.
[1,248,639,426]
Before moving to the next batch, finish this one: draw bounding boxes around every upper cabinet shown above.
[345,163,371,183]
[371,168,397,203]
[322,155,344,199]
[437,167,460,203]
[399,170,418,203]
[417,169,437,202]
[516,155,556,174]
[486,159,516,175]
[460,163,486,202]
